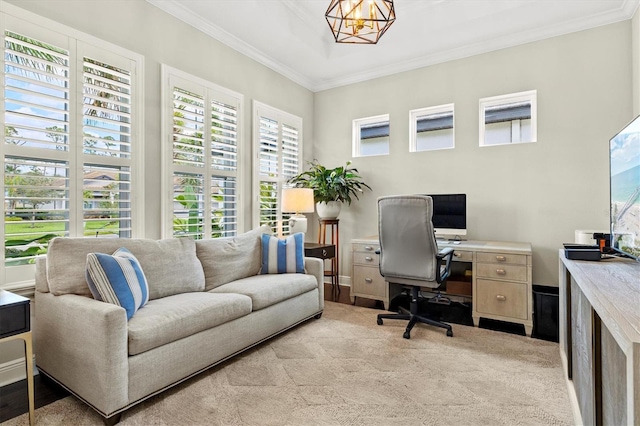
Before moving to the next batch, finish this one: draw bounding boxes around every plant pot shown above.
[316,201,341,219]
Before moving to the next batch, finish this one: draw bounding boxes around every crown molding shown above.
[146,0,315,91]
[147,0,638,93]
[311,1,638,91]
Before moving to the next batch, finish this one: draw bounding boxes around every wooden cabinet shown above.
[351,237,533,334]
[350,241,392,309]
[474,249,533,335]
[559,252,640,426]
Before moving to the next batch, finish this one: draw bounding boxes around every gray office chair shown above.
[376,195,455,339]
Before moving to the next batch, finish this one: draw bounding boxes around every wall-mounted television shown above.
[609,116,640,260]
[423,193,467,238]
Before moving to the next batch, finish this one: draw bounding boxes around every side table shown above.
[0,290,34,425]
[304,242,339,300]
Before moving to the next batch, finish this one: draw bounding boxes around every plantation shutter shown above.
[1,14,143,289]
[171,87,206,238]
[164,66,242,239]
[81,51,134,237]
[2,29,71,274]
[210,98,238,237]
[253,102,302,235]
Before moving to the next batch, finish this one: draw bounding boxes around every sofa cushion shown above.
[210,273,317,311]
[196,225,271,291]
[127,292,252,355]
[86,248,149,320]
[47,237,205,299]
[260,233,305,274]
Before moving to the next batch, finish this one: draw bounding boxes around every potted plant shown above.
[288,160,372,219]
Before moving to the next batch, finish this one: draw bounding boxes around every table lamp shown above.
[281,187,314,235]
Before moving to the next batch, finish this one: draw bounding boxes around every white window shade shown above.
[82,164,131,238]
[4,31,70,152]
[173,87,205,168]
[83,57,132,159]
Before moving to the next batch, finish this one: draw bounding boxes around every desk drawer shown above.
[476,262,528,282]
[353,251,379,266]
[452,250,472,262]
[476,279,528,320]
[353,243,379,253]
[352,265,386,298]
[477,252,528,265]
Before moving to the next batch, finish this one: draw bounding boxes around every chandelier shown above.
[325,0,396,44]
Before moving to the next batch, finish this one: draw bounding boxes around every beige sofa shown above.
[34,226,323,424]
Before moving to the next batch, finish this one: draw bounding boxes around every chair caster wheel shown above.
[377,318,383,325]
[403,331,411,339]
[446,330,453,337]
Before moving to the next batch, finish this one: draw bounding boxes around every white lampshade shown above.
[282,187,314,235]
[281,188,314,214]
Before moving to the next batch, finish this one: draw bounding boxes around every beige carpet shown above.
[4,301,573,426]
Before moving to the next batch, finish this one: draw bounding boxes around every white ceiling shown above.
[147,0,639,92]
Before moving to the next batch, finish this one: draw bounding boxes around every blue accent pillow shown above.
[261,233,305,274]
[86,247,149,320]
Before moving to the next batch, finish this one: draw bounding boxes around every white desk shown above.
[351,237,533,335]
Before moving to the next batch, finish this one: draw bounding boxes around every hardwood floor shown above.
[0,373,69,423]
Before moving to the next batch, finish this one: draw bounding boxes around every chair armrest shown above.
[34,291,129,416]
[304,257,324,310]
[436,246,455,283]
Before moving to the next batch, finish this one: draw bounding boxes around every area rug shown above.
[3,301,573,425]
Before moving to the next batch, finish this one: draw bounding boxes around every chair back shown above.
[378,195,440,286]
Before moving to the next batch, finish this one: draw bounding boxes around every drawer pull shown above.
[496,294,506,301]
[365,256,373,261]
[454,252,461,257]
[322,249,327,256]
[364,246,373,251]
[496,255,506,261]
[365,278,373,283]
[496,269,506,275]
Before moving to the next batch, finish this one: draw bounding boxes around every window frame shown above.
[0,4,145,291]
[352,114,390,157]
[479,90,537,147]
[252,101,303,234]
[409,103,455,152]
[160,65,244,240]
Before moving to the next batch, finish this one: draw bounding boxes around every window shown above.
[353,114,389,157]
[161,66,243,239]
[1,12,143,289]
[253,102,302,235]
[479,90,537,147]
[409,104,454,152]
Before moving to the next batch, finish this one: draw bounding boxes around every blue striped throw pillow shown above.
[261,233,305,274]
[86,247,149,320]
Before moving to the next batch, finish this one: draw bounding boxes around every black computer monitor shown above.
[423,193,467,238]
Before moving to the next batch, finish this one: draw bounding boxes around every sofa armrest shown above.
[35,291,129,416]
[304,257,324,310]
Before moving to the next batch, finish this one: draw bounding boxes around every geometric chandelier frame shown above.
[325,0,396,44]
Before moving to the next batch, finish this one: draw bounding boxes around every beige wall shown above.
[313,22,632,287]
[4,0,315,239]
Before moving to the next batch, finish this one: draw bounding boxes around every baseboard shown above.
[323,275,351,286]
[0,356,37,387]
